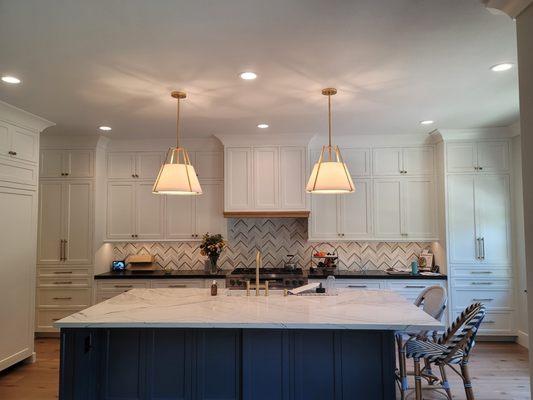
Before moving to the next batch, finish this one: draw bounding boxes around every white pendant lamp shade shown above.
[153,148,202,195]
[306,146,355,194]
[153,91,203,195]
[307,88,355,194]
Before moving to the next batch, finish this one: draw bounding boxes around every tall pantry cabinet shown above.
[0,101,53,372]
[36,148,94,332]
[444,139,515,335]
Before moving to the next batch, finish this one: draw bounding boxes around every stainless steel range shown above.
[226,267,308,290]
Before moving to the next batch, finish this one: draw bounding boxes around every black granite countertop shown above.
[307,269,447,280]
[95,269,446,280]
[95,270,228,279]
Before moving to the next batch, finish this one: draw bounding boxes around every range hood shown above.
[223,211,310,218]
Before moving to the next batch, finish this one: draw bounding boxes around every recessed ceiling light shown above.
[420,120,434,125]
[257,123,269,129]
[240,72,257,80]
[1,76,21,84]
[98,126,112,131]
[490,63,513,72]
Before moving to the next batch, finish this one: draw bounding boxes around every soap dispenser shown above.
[211,280,218,296]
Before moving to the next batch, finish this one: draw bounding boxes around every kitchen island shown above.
[56,288,442,400]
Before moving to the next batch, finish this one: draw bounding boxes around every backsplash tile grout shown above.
[112,218,433,271]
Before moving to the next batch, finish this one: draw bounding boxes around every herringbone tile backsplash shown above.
[113,218,433,271]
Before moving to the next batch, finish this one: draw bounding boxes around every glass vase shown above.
[209,255,219,274]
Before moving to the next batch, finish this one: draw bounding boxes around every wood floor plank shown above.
[0,339,529,399]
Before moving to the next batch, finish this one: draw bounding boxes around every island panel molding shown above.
[112,217,434,271]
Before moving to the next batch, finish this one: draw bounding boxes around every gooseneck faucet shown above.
[245,250,269,296]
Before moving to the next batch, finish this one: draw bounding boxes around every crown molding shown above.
[0,100,54,133]
[432,127,517,141]
[481,0,533,18]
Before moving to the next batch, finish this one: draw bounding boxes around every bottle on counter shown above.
[211,280,218,296]
[411,260,419,275]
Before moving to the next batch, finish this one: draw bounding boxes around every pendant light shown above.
[306,88,355,194]
[152,91,202,195]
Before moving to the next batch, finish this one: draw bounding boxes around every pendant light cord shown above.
[176,97,181,148]
[328,93,332,160]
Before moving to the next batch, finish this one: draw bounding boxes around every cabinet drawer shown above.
[336,281,382,289]
[37,309,81,330]
[38,288,91,307]
[452,278,511,290]
[453,289,513,310]
[38,276,91,287]
[451,267,512,278]
[151,280,205,289]
[388,281,444,291]
[452,310,514,334]
[96,291,125,303]
[97,281,150,290]
[38,266,92,277]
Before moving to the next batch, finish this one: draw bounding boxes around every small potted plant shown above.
[199,233,226,274]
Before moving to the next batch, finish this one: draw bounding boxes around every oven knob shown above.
[292,280,298,286]
[236,280,241,286]
[299,280,304,285]
[230,280,235,286]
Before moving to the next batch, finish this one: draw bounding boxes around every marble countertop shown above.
[55,288,443,331]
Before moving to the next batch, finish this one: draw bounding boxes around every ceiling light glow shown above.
[99,126,112,131]
[257,124,269,129]
[490,63,513,72]
[420,120,434,125]
[1,76,21,84]
[240,72,257,80]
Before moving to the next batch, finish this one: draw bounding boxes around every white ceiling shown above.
[0,0,519,139]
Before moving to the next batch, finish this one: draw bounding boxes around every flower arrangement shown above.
[200,233,226,273]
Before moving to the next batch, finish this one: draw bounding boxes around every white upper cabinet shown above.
[446,141,510,173]
[0,121,39,164]
[196,151,223,180]
[135,182,164,239]
[339,179,372,238]
[373,148,402,176]
[196,182,226,236]
[107,152,163,180]
[402,178,436,239]
[373,147,434,176]
[341,148,370,176]
[447,174,511,266]
[309,194,339,239]
[253,147,279,209]
[373,179,402,237]
[40,149,94,178]
[107,182,135,239]
[38,181,93,264]
[225,146,307,212]
[166,195,196,240]
[280,147,307,209]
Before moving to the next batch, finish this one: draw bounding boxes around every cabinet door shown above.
[107,153,136,179]
[402,178,436,239]
[40,150,64,178]
[66,150,94,178]
[402,147,434,175]
[136,152,163,180]
[0,122,9,157]
[340,179,372,238]
[447,175,477,264]
[341,148,370,176]
[38,182,64,264]
[475,175,511,265]
[136,182,164,239]
[280,147,306,210]
[195,151,224,180]
[0,188,35,370]
[225,148,252,210]
[253,147,279,209]
[64,182,93,264]
[166,195,196,240]
[372,148,402,176]
[373,180,402,237]
[477,141,510,173]
[11,126,39,163]
[309,194,339,239]
[107,183,135,239]
[446,142,477,173]
[196,182,226,236]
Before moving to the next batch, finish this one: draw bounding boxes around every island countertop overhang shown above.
[55,288,443,331]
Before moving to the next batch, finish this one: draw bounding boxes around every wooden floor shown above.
[0,339,530,399]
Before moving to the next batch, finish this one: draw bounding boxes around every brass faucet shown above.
[245,250,269,296]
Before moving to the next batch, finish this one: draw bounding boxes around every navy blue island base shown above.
[59,327,396,400]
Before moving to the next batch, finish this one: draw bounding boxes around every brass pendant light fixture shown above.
[306,88,355,194]
[152,91,202,195]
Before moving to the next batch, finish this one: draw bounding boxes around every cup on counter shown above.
[411,260,419,275]
[325,275,337,295]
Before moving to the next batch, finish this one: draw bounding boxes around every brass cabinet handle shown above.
[481,237,485,260]
[168,284,186,288]
[404,285,425,289]
[471,282,493,285]
[53,271,73,274]
[347,285,367,288]
[53,281,73,285]
[114,285,133,288]
[473,298,494,302]
[52,297,72,300]
[63,239,68,261]
[482,320,495,324]
[471,271,492,274]
[59,239,64,261]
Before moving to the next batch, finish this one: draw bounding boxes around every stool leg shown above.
[438,364,453,400]
[396,335,408,399]
[414,357,423,400]
[461,362,475,400]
